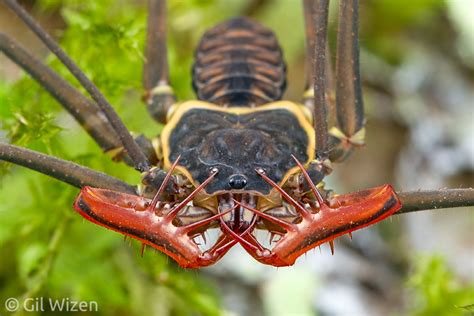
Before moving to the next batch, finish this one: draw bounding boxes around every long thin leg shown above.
[302,0,336,129]
[335,0,364,135]
[330,0,365,161]
[0,143,136,194]
[0,33,121,153]
[300,0,333,183]
[302,0,316,103]
[309,0,330,162]
[397,189,474,214]
[143,0,176,124]
[3,0,151,172]
[0,33,158,165]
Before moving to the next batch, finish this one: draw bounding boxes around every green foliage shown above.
[362,0,445,64]
[404,255,474,316]
[0,1,471,315]
[0,1,227,315]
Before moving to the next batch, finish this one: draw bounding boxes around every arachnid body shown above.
[0,0,472,269]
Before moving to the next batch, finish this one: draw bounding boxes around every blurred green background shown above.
[0,0,473,315]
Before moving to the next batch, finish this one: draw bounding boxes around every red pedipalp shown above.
[219,215,263,252]
[255,168,311,218]
[74,151,401,268]
[217,215,259,252]
[73,168,233,268]
[291,155,325,205]
[234,162,402,266]
[149,155,181,211]
[232,198,294,231]
[164,169,218,220]
[182,207,234,233]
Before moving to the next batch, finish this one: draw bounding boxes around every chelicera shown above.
[1,0,473,268]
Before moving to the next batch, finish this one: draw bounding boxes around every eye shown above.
[229,174,248,189]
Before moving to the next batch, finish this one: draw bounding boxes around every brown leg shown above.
[0,33,158,166]
[330,0,365,162]
[0,33,120,153]
[3,0,151,172]
[143,0,176,124]
[300,0,333,183]
[302,0,336,129]
[0,143,136,194]
[308,0,330,161]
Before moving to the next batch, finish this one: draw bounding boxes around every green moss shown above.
[1,1,470,315]
[404,255,474,316]
[0,1,223,315]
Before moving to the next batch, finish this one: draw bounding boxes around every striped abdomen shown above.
[192,17,286,107]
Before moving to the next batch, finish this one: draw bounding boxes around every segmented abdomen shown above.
[192,17,286,107]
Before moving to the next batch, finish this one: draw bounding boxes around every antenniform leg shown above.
[4,0,151,172]
[302,0,336,132]
[143,0,176,123]
[303,0,365,163]
[295,0,334,187]
[0,33,157,165]
[0,33,119,154]
[0,143,136,194]
[233,157,401,266]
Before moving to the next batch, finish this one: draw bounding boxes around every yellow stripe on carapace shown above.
[160,100,316,190]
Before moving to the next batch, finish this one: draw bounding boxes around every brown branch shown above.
[395,188,474,214]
